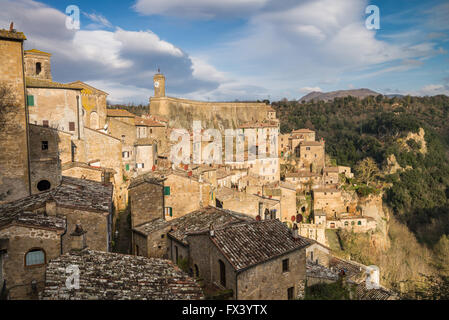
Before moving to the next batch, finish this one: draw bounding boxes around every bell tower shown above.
[153,71,165,97]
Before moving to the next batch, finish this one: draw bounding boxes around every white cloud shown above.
[300,86,322,93]
[0,0,223,103]
[133,0,268,19]
[83,12,113,29]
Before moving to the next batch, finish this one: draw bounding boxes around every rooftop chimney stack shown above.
[292,223,299,239]
[45,200,57,216]
[70,222,87,251]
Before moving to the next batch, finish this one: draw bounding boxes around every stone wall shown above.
[29,124,62,194]
[187,233,237,297]
[57,207,110,253]
[150,96,273,132]
[24,51,52,80]
[129,181,164,228]
[132,231,148,257]
[164,174,212,220]
[0,225,62,300]
[237,249,307,300]
[0,35,30,203]
[27,87,84,138]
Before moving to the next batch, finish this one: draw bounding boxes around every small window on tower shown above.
[41,141,48,151]
[43,120,49,127]
[69,122,75,131]
[36,62,42,75]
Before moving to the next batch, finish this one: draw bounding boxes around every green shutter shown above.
[164,186,170,195]
[27,95,34,106]
[169,207,173,217]
[125,164,129,171]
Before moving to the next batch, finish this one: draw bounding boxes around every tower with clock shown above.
[153,71,166,97]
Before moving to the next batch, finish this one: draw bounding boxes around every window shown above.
[25,249,45,266]
[219,259,226,287]
[69,122,75,131]
[122,151,129,158]
[282,258,289,272]
[164,186,171,196]
[164,207,172,217]
[42,120,49,127]
[358,221,362,226]
[306,147,310,151]
[27,95,34,106]
[37,180,51,191]
[287,287,295,300]
[41,141,48,151]
[125,164,129,171]
[194,264,199,277]
[121,135,126,143]
[136,163,144,169]
[36,62,42,75]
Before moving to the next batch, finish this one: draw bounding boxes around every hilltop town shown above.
[0,27,397,300]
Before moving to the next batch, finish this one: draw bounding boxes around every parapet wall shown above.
[149,96,272,131]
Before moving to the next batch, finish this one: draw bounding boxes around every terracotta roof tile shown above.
[26,77,83,90]
[106,109,136,118]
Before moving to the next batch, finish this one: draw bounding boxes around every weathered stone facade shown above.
[0,29,31,203]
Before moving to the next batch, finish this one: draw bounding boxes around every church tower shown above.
[153,72,165,97]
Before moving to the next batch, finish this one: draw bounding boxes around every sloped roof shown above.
[0,176,113,220]
[134,206,252,246]
[41,249,204,300]
[0,211,65,231]
[0,29,26,41]
[324,167,340,172]
[292,128,315,133]
[66,81,108,95]
[135,116,165,127]
[26,77,83,90]
[206,219,311,271]
[106,109,136,118]
[24,49,51,56]
[300,141,323,147]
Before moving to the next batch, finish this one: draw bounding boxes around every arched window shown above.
[25,248,45,266]
[90,111,99,129]
[37,180,51,191]
[36,62,42,75]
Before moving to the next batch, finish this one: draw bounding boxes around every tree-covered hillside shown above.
[273,95,449,247]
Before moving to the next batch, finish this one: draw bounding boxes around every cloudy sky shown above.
[1,0,448,103]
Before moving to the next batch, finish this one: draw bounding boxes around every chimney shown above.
[292,223,299,239]
[9,22,14,32]
[209,224,215,237]
[45,200,57,216]
[70,222,87,251]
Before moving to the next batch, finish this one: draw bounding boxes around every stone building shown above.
[313,188,345,218]
[187,219,311,300]
[131,206,252,260]
[285,171,322,191]
[128,175,165,229]
[297,140,325,172]
[0,28,31,203]
[0,176,113,255]
[67,81,108,130]
[326,215,376,233]
[149,72,276,131]
[323,167,340,185]
[24,49,52,81]
[0,211,65,299]
[28,124,63,194]
[41,249,204,300]
[215,187,280,220]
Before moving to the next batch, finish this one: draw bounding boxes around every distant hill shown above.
[300,88,380,102]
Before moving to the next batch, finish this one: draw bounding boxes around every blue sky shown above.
[1,0,448,103]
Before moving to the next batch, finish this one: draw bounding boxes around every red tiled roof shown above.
[134,116,165,127]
